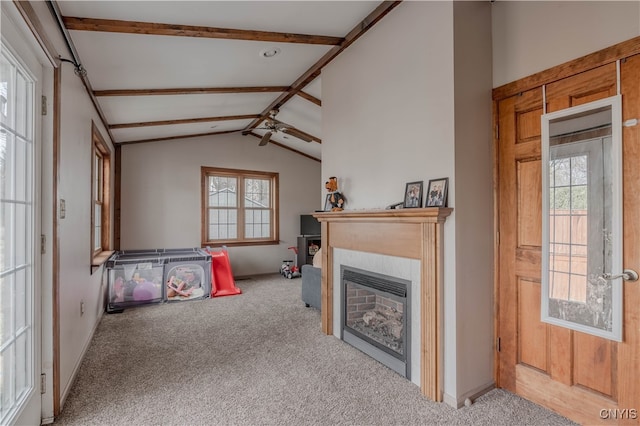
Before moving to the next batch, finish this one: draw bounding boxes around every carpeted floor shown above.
[53,274,577,426]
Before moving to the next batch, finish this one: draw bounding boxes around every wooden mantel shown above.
[313,207,452,402]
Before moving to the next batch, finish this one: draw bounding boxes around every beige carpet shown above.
[53,274,576,426]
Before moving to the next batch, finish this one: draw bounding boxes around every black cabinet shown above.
[297,235,321,267]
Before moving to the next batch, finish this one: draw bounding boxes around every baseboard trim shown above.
[58,309,104,413]
[41,415,55,424]
[234,272,277,280]
[443,381,495,409]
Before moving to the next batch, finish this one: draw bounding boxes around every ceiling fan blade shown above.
[238,127,270,136]
[259,131,272,146]
[274,123,289,131]
[282,127,313,143]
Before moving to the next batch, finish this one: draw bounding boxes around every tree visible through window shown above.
[201,167,279,246]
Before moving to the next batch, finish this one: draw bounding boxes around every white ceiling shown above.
[55,1,386,160]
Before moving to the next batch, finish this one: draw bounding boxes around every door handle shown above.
[601,269,639,282]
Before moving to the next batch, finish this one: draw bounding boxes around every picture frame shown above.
[425,177,449,207]
[403,181,423,208]
[324,194,333,211]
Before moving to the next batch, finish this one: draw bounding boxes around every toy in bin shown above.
[112,272,162,304]
[166,265,206,301]
[280,246,301,279]
[108,262,164,313]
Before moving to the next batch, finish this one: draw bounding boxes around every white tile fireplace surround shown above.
[313,208,451,401]
[333,248,421,386]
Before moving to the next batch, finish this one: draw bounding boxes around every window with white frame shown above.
[0,44,35,424]
[201,167,279,246]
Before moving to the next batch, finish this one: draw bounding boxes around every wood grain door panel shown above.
[618,53,640,422]
[497,60,640,424]
[518,278,547,371]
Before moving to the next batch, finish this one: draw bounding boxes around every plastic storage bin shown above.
[106,253,165,313]
[106,248,212,312]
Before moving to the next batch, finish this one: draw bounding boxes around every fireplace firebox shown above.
[341,266,410,378]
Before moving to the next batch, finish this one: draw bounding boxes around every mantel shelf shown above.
[313,207,452,222]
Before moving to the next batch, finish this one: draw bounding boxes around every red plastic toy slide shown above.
[208,250,242,297]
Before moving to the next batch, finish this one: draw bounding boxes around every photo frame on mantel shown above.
[403,181,423,208]
[426,177,448,207]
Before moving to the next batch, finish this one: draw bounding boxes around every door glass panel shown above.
[15,204,27,267]
[0,53,15,128]
[1,132,15,202]
[15,71,27,138]
[0,275,14,347]
[15,333,28,399]
[15,269,26,331]
[541,96,623,341]
[1,351,13,417]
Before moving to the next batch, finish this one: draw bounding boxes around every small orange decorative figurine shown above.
[325,176,345,211]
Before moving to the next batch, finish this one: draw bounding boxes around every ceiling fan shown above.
[249,109,313,146]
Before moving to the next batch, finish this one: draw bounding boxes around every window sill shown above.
[202,240,279,248]
[91,250,115,274]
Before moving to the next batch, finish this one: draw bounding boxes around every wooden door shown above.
[497,58,640,424]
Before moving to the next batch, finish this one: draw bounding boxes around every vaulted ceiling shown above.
[51,1,402,161]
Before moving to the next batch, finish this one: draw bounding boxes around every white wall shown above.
[322,2,455,209]
[120,134,321,276]
[452,1,494,406]
[323,1,495,406]
[492,1,640,87]
[57,65,115,403]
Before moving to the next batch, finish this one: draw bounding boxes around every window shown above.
[91,122,111,266]
[0,44,35,424]
[201,167,279,246]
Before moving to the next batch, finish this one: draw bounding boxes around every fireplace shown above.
[341,266,410,378]
[314,208,451,400]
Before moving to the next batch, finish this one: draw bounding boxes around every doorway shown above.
[0,39,42,426]
[1,3,56,424]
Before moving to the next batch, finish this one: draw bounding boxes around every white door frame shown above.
[1,3,55,425]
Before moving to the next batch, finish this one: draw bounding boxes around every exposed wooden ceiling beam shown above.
[245,1,402,131]
[62,16,344,45]
[247,132,320,162]
[109,114,260,129]
[118,131,321,163]
[94,86,289,97]
[297,91,321,107]
[117,129,242,145]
